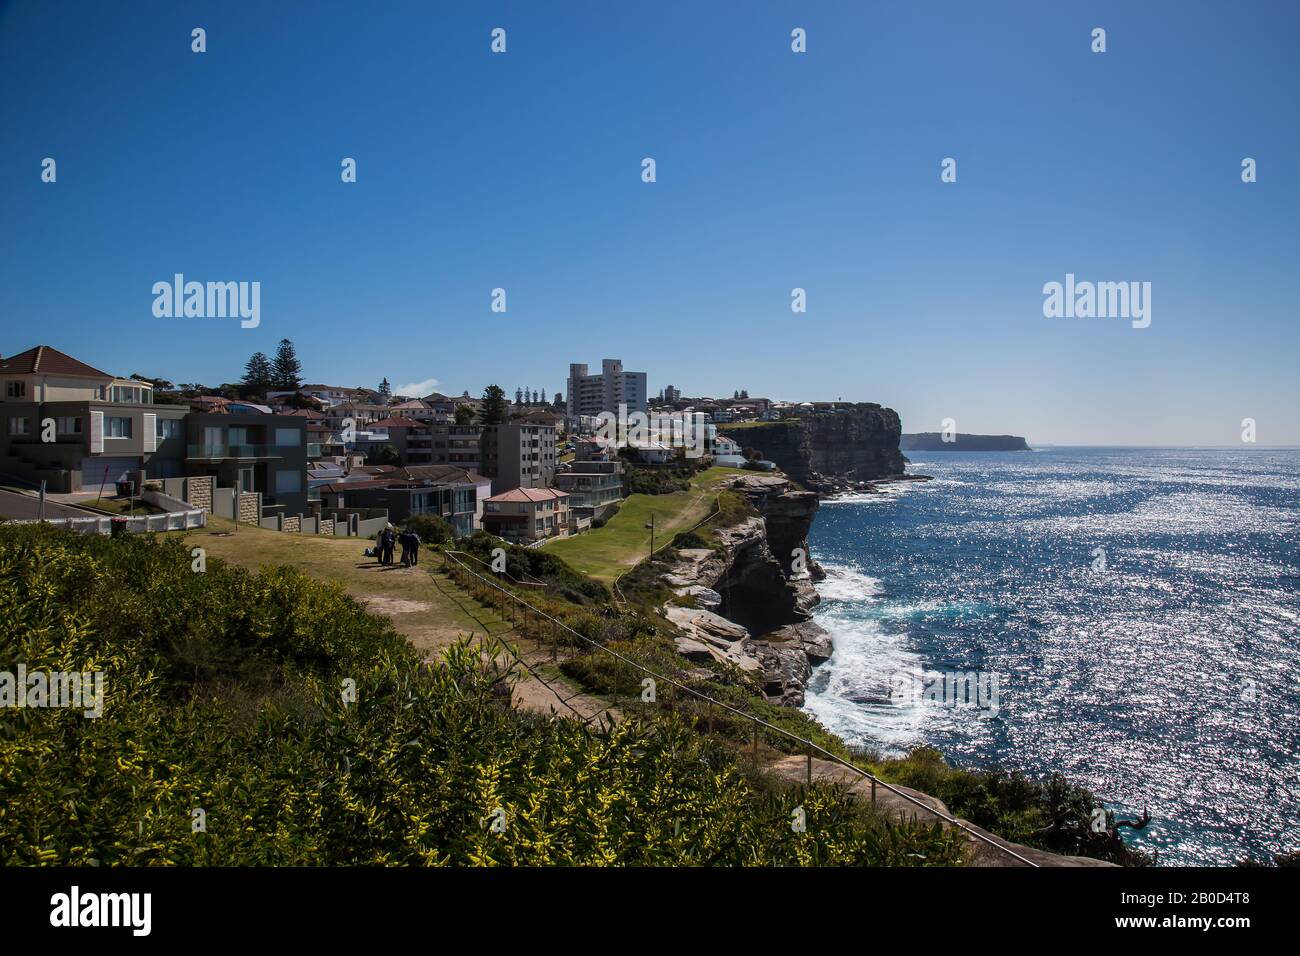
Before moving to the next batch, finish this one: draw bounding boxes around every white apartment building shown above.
[566,358,647,419]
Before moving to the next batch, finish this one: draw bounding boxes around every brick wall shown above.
[237,491,259,524]
[186,476,214,514]
[318,518,335,536]
[283,515,301,533]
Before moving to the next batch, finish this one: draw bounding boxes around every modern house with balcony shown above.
[553,459,623,518]
[184,411,309,516]
[0,345,189,492]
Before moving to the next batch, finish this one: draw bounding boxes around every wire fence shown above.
[439,547,1039,867]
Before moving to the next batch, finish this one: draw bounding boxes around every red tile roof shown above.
[0,345,112,379]
[370,417,424,428]
[485,487,569,504]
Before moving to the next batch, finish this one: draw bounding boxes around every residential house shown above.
[480,487,570,544]
[316,464,486,534]
[0,345,189,492]
[185,409,309,516]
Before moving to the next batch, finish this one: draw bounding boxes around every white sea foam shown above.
[815,563,884,603]
[802,609,927,754]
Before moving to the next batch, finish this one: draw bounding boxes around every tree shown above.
[271,339,302,391]
[378,378,392,402]
[482,385,509,425]
[403,513,455,546]
[366,443,401,466]
[454,404,476,426]
[242,352,273,392]
[553,392,563,408]
[515,387,523,406]
[130,373,173,390]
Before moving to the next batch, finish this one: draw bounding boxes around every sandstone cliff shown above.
[719,404,906,494]
[660,473,833,706]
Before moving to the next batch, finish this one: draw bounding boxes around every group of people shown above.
[375,524,421,567]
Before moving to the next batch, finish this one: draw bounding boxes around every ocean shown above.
[803,447,1300,866]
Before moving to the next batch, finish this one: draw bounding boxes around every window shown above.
[486,503,500,512]
[156,418,181,439]
[110,385,148,404]
[517,503,527,513]
[228,426,250,446]
[274,470,301,494]
[274,427,301,447]
[8,416,29,435]
[56,417,81,435]
[106,417,132,438]
[5,381,25,399]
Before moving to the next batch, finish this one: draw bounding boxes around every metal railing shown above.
[439,548,1038,866]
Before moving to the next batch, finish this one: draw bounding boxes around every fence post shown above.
[871,778,877,805]
[806,742,813,785]
[752,719,759,759]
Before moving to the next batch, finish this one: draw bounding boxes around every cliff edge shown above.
[719,404,905,495]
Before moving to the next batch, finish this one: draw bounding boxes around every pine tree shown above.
[271,339,302,391]
[242,352,273,392]
[482,385,509,425]
[379,377,392,401]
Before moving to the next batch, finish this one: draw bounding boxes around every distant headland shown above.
[901,433,1031,452]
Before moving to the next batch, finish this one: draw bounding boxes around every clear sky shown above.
[2,0,1297,445]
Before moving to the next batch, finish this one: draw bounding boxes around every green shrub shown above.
[403,513,455,546]
[0,524,963,866]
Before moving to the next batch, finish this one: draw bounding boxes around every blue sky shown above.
[2,0,1297,444]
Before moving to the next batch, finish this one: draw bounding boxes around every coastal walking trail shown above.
[176,518,618,724]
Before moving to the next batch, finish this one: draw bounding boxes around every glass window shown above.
[57,417,81,435]
[274,427,301,446]
[5,381,25,398]
[106,417,132,438]
[8,416,29,435]
[156,418,181,439]
[274,470,301,494]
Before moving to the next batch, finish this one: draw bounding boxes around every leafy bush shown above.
[458,532,609,605]
[403,513,455,546]
[874,747,1154,866]
[591,503,620,529]
[0,524,964,866]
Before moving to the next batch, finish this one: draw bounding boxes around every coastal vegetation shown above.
[0,524,965,866]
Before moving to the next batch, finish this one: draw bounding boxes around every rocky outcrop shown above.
[720,405,905,495]
[661,473,833,706]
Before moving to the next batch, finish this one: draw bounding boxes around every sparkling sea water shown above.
[803,447,1300,865]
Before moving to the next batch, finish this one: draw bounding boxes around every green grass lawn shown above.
[542,466,747,583]
[169,516,509,655]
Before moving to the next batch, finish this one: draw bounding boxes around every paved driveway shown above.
[0,489,97,520]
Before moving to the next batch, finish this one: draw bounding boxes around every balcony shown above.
[186,444,285,461]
